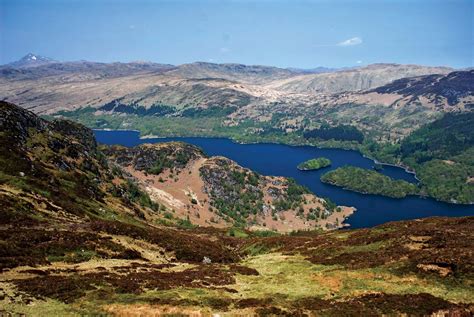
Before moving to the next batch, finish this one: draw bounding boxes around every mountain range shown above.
[2,54,471,141]
[0,54,461,114]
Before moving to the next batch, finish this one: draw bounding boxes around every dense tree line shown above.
[303,125,364,143]
[181,106,237,118]
[100,100,175,116]
[321,166,419,199]
[400,112,474,163]
[360,112,474,204]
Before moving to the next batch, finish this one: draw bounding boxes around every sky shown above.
[0,0,473,68]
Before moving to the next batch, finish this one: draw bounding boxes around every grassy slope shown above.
[399,112,474,203]
[2,218,473,316]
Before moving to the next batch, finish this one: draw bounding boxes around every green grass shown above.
[236,253,473,303]
[243,243,271,256]
[227,227,249,238]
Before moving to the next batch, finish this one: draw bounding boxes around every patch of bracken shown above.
[321,293,472,316]
[234,298,273,309]
[89,220,238,263]
[255,306,294,316]
[13,264,236,303]
[228,264,259,276]
[0,228,143,271]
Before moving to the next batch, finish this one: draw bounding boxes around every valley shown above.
[2,0,473,314]
[0,102,473,315]
[3,56,469,204]
[1,55,473,316]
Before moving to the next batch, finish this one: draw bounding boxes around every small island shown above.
[297,157,332,171]
[321,166,419,198]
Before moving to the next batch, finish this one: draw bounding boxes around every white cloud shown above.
[356,60,362,64]
[219,47,230,54]
[337,37,362,47]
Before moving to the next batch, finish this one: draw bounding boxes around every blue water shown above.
[94,130,474,229]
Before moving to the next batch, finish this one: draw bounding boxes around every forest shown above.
[303,125,364,143]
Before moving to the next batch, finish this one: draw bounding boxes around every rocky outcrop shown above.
[267,63,452,94]
[104,142,204,173]
[0,101,48,143]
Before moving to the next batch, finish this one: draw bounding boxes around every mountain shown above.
[6,53,57,68]
[266,63,453,93]
[369,70,474,108]
[0,58,453,114]
[1,101,472,316]
[286,66,339,74]
[0,60,176,81]
[168,62,298,84]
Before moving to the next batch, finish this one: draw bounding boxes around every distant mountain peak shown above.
[7,53,57,68]
[20,52,53,61]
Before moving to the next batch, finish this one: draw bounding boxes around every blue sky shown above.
[1,0,472,68]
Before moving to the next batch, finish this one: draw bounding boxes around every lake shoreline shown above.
[93,129,474,207]
[100,128,419,181]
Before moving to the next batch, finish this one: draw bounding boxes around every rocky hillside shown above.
[0,101,473,316]
[0,99,238,236]
[368,70,474,109]
[230,70,474,142]
[2,58,467,146]
[265,63,452,93]
[104,142,353,232]
[167,62,298,84]
[0,58,453,115]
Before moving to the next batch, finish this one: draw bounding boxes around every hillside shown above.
[371,70,474,106]
[103,143,352,231]
[0,101,473,315]
[167,62,297,84]
[0,101,350,232]
[399,112,474,203]
[265,63,452,93]
[2,58,470,143]
[0,59,457,118]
